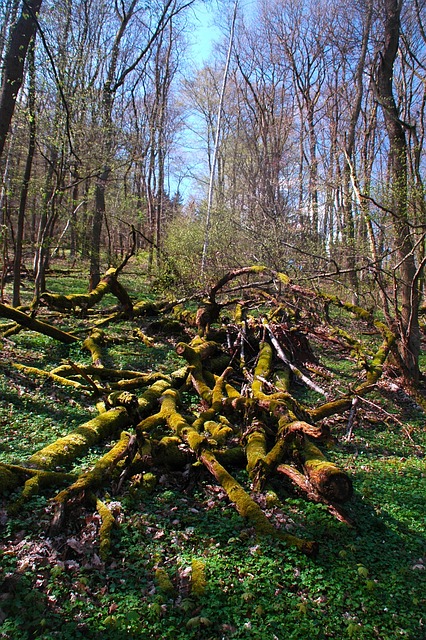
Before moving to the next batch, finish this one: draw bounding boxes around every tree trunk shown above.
[0,0,42,160]
[90,169,109,290]
[0,302,78,343]
[375,0,421,383]
[13,35,36,307]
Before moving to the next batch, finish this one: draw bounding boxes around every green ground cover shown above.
[0,270,424,639]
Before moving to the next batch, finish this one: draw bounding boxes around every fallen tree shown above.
[0,302,78,343]
[1,265,423,561]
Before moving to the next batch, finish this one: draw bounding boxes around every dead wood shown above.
[0,302,78,343]
[83,327,106,366]
[12,363,87,389]
[53,431,132,505]
[2,264,415,559]
[40,264,134,316]
[28,407,131,470]
[297,436,353,503]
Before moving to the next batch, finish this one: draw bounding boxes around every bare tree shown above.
[201,0,238,278]
[89,0,193,289]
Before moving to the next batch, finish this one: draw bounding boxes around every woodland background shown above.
[0,0,425,384]
[0,2,425,639]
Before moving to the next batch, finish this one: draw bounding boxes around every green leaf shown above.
[186,616,200,629]
[357,565,369,578]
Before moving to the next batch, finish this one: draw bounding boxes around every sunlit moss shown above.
[191,559,206,596]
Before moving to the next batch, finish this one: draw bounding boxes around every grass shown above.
[0,269,425,639]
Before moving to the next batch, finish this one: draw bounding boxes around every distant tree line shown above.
[0,0,424,382]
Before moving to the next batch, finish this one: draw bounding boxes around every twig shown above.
[357,395,416,444]
[344,397,359,441]
[67,359,103,396]
[262,320,327,397]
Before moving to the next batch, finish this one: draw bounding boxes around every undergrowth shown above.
[0,269,424,640]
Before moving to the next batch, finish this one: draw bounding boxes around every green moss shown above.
[13,363,85,389]
[245,423,267,475]
[252,342,273,397]
[83,328,105,365]
[0,463,21,493]
[273,367,291,392]
[322,294,372,321]
[176,342,214,403]
[96,497,115,560]
[28,407,130,470]
[211,367,233,411]
[204,420,233,444]
[156,436,188,469]
[53,431,131,503]
[158,389,207,453]
[141,472,157,491]
[155,568,176,597]
[137,379,171,415]
[191,559,207,596]
[275,271,289,284]
[200,449,315,554]
[262,420,293,470]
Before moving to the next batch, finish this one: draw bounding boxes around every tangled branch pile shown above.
[0,265,414,558]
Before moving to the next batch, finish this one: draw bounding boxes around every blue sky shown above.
[172,1,257,201]
[188,2,222,66]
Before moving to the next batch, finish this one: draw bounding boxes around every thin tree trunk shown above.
[342,1,373,303]
[201,0,238,278]
[90,168,109,290]
[13,36,36,307]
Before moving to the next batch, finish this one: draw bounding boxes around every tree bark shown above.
[13,34,36,307]
[0,302,78,343]
[0,0,42,160]
[375,0,421,383]
[90,169,109,290]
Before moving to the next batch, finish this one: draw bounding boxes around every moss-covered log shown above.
[245,420,268,483]
[53,431,132,504]
[83,327,106,367]
[9,470,75,514]
[137,378,173,416]
[276,463,353,525]
[205,419,234,444]
[199,449,317,556]
[191,559,207,597]
[50,363,169,386]
[3,263,413,559]
[96,497,116,560]
[12,363,86,389]
[28,407,131,470]
[158,389,207,453]
[252,341,273,398]
[176,342,215,404]
[0,302,78,343]
[298,436,353,503]
[39,267,133,315]
[155,436,190,469]
[0,463,26,494]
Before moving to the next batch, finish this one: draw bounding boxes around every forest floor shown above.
[0,265,425,640]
